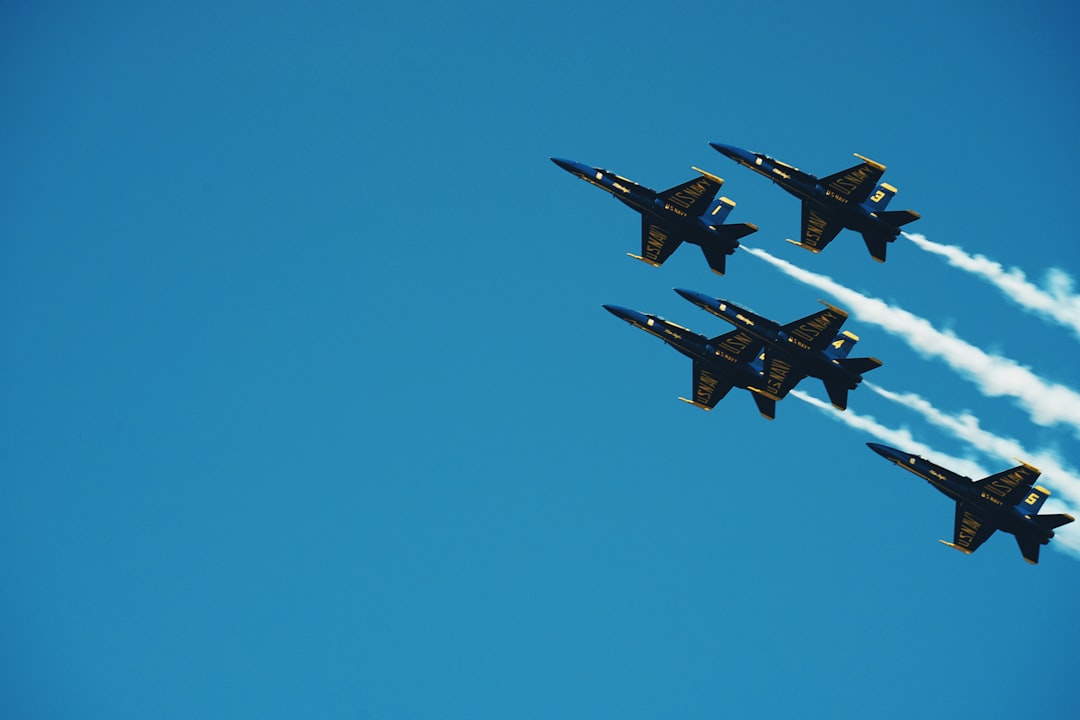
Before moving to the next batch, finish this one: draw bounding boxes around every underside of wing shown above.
[793,204,844,253]
[680,360,735,410]
[758,353,805,401]
[631,219,683,267]
[819,157,886,205]
[708,329,764,365]
[941,503,996,555]
[973,463,1041,507]
[781,306,849,353]
[657,175,722,217]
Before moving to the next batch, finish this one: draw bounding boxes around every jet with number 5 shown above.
[674,289,881,413]
[867,443,1075,564]
[552,157,758,275]
[710,143,919,262]
[602,302,779,417]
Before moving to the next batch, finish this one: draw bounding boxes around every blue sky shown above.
[3,2,1078,718]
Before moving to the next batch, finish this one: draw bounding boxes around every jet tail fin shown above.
[824,330,859,360]
[704,195,736,224]
[1018,486,1052,515]
[864,183,897,212]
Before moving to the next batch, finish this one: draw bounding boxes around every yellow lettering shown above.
[804,211,828,247]
[645,226,668,261]
[956,512,982,548]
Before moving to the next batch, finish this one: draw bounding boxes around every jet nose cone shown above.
[602,304,645,325]
[602,303,631,320]
[710,142,755,164]
[674,288,713,308]
[551,157,592,178]
[867,443,901,461]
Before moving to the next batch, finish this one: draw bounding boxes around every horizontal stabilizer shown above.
[751,391,776,420]
[861,232,891,263]
[1016,535,1041,565]
[823,381,849,411]
[699,223,757,276]
[712,221,759,242]
[1031,513,1075,531]
[699,243,728,276]
[874,209,921,228]
[835,357,883,376]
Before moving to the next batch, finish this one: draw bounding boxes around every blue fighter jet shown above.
[675,289,881,412]
[710,143,920,262]
[603,303,779,417]
[552,157,758,275]
[868,443,1075,564]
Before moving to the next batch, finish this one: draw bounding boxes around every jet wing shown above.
[657,175,722,217]
[819,157,886,205]
[679,360,735,410]
[940,503,996,555]
[792,205,844,253]
[973,463,1041,507]
[780,306,849,354]
[631,219,683,267]
[757,354,806,401]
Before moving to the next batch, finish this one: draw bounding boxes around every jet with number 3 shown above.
[552,157,758,275]
[867,443,1075,564]
[710,143,919,262]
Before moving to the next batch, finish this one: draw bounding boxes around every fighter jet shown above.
[552,157,758,275]
[602,303,778,417]
[867,443,1075,564]
[710,143,920,262]
[675,289,881,412]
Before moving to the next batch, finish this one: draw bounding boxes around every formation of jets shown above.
[554,142,1074,563]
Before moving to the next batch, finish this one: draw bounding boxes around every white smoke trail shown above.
[865,382,1080,505]
[742,244,1080,438]
[903,232,1080,341]
[792,389,1080,557]
[790,389,987,478]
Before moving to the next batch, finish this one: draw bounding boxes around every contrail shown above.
[903,232,1080,341]
[790,389,986,478]
[742,244,1080,437]
[791,389,1080,557]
